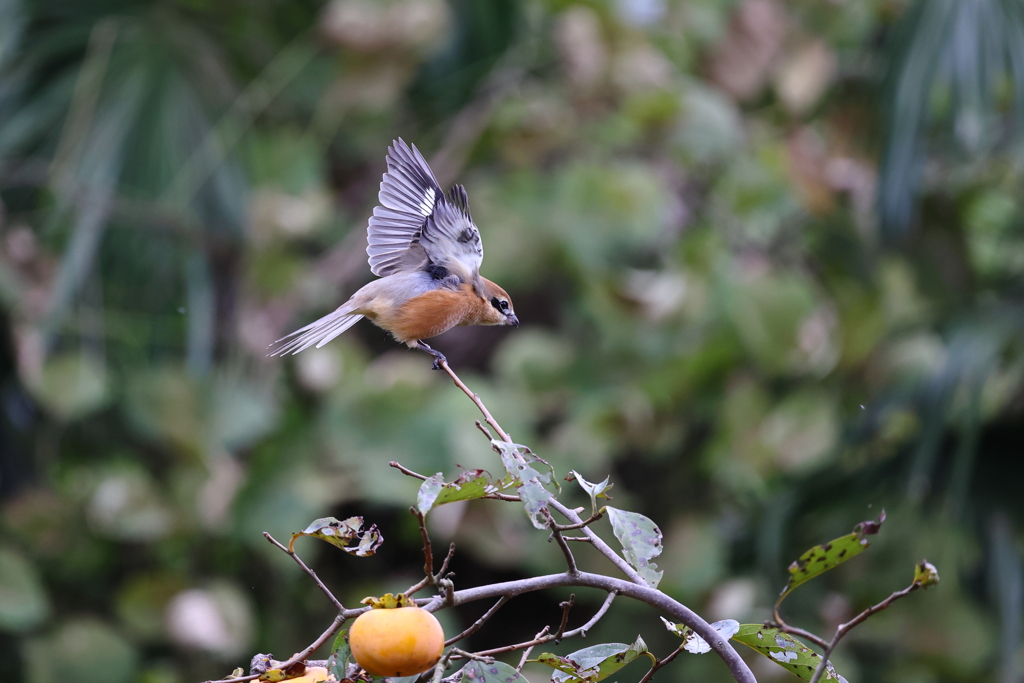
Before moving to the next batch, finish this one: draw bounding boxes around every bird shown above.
[269,139,519,368]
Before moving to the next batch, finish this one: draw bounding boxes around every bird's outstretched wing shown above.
[366,139,483,282]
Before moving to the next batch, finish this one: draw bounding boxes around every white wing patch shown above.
[419,187,436,217]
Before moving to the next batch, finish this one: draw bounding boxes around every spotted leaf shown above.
[536,637,651,683]
[605,507,664,588]
[731,625,845,682]
[460,660,527,683]
[777,511,886,608]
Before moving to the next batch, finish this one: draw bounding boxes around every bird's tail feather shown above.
[268,309,364,356]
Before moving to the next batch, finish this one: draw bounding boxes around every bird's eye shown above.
[490,297,510,312]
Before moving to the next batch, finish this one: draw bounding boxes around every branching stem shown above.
[445,596,510,646]
[808,581,921,683]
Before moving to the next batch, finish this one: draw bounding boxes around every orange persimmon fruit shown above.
[349,606,445,677]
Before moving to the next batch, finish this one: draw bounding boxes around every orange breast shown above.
[378,288,481,343]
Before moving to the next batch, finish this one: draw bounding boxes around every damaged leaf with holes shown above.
[731,625,846,682]
[567,470,613,517]
[535,637,652,683]
[661,617,740,654]
[605,507,664,588]
[417,468,518,514]
[460,660,526,683]
[289,517,383,556]
[777,511,886,606]
[494,440,558,530]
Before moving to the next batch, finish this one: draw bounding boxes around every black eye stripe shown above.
[490,297,510,311]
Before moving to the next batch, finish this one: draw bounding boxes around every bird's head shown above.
[477,278,519,327]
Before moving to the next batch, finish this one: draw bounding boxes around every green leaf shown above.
[535,637,651,683]
[494,441,558,530]
[289,516,383,556]
[567,471,612,517]
[777,511,885,608]
[327,630,350,680]
[731,625,845,682]
[460,660,527,683]
[604,507,664,588]
[660,617,739,654]
[913,559,940,588]
[417,469,518,514]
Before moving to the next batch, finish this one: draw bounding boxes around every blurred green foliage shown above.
[1,0,1023,682]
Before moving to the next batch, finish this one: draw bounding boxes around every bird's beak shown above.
[507,314,520,327]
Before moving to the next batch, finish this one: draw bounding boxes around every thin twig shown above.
[771,622,828,650]
[554,595,575,642]
[263,532,344,612]
[456,590,617,659]
[550,513,604,532]
[415,508,435,578]
[445,596,511,646]
[437,543,456,577]
[462,626,548,660]
[569,590,617,638]
[391,461,429,480]
[563,536,593,542]
[808,582,921,683]
[636,646,684,683]
[548,498,644,585]
[203,613,350,683]
[544,509,579,575]
[475,420,494,441]
[517,643,537,671]
[438,360,512,443]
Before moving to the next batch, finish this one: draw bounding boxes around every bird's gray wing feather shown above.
[366,139,483,280]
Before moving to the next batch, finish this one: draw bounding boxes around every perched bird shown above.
[269,139,518,367]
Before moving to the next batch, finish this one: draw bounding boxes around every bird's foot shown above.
[416,341,448,370]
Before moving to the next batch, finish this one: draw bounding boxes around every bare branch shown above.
[437,543,456,577]
[263,532,344,612]
[517,627,550,672]
[461,626,549,659]
[565,590,616,639]
[636,645,683,683]
[808,581,921,683]
[417,508,434,578]
[544,509,579,575]
[390,461,429,480]
[769,621,828,650]
[445,596,510,646]
[516,644,536,671]
[550,513,604,532]
[475,420,494,441]
[547,498,644,585]
[438,360,512,443]
[456,591,614,660]
[554,595,575,642]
